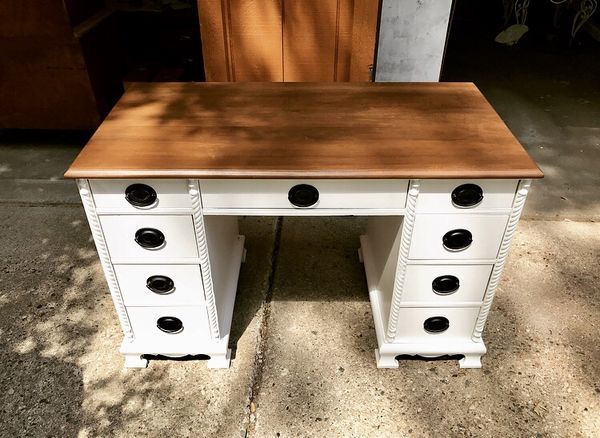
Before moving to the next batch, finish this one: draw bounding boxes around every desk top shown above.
[65,82,543,179]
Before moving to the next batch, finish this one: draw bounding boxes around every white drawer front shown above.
[409,214,509,260]
[402,264,493,304]
[101,215,198,260]
[394,307,480,342]
[416,180,518,213]
[114,265,204,306]
[90,179,191,212]
[127,306,210,349]
[199,179,408,211]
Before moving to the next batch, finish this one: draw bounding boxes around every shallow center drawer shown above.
[114,265,205,306]
[100,215,198,261]
[199,179,408,212]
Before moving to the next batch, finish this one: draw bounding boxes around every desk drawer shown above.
[416,180,518,213]
[401,264,493,305]
[114,265,205,306]
[100,215,198,261]
[127,306,210,349]
[409,214,509,260]
[90,179,191,212]
[394,307,480,342]
[199,179,408,211]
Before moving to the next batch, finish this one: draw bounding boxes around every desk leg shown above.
[124,354,149,369]
[207,349,232,368]
[459,354,482,369]
[375,350,400,369]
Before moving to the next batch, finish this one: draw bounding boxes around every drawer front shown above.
[409,214,509,260]
[402,264,493,304]
[416,180,518,213]
[127,306,210,349]
[199,179,408,211]
[394,307,480,342]
[90,179,191,212]
[101,215,198,260]
[114,265,205,306]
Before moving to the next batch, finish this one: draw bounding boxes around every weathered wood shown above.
[350,0,380,81]
[197,0,380,81]
[198,0,283,81]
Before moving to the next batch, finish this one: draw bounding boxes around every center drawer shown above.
[199,179,408,212]
[100,215,198,261]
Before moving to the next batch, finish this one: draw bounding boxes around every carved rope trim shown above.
[472,179,531,342]
[188,180,220,339]
[386,180,420,342]
[77,179,134,342]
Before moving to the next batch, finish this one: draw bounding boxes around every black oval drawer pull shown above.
[146,275,175,295]
[424,316,450,334]
[451,183,484,208]
[135,228,165,249]
[442,229,472,251]
[157,316,183,334]
[432,275,460,295]
[125,183,157,207]
[288,184,319,207]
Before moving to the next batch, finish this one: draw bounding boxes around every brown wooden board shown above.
[64,82,543,179]
[197,0,380,82]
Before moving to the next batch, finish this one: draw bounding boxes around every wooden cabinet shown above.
[197,0,380,81]
[0,0,123,129]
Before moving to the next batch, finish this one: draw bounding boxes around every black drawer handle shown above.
[424,316,450,334]
[443,229,472,251]
[135,228,165,249]
[146,275,175,295]
[288,184,319,208]
[432,275,460,295]
[451,183,484,208]
[157,316,183,334]
[125,183,157,207]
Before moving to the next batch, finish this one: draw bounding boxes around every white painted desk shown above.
[65,83,543,369]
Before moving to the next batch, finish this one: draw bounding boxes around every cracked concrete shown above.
[1,36,599,438]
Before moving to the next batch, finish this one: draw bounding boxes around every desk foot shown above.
[358,247,364,263]
[124,354,149,369]
[459,354,482,369]
[207,349,231,369]
[375,349,399,368]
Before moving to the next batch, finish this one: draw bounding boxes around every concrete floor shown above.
[1,46,599,437]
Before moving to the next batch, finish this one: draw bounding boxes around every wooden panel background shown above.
[197,0,380,82]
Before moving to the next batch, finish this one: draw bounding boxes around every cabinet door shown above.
[198,0,379,81]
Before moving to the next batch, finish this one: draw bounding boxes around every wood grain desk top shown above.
[65,82,543,179]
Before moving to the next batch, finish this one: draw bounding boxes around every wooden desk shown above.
[66,82,542,369]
